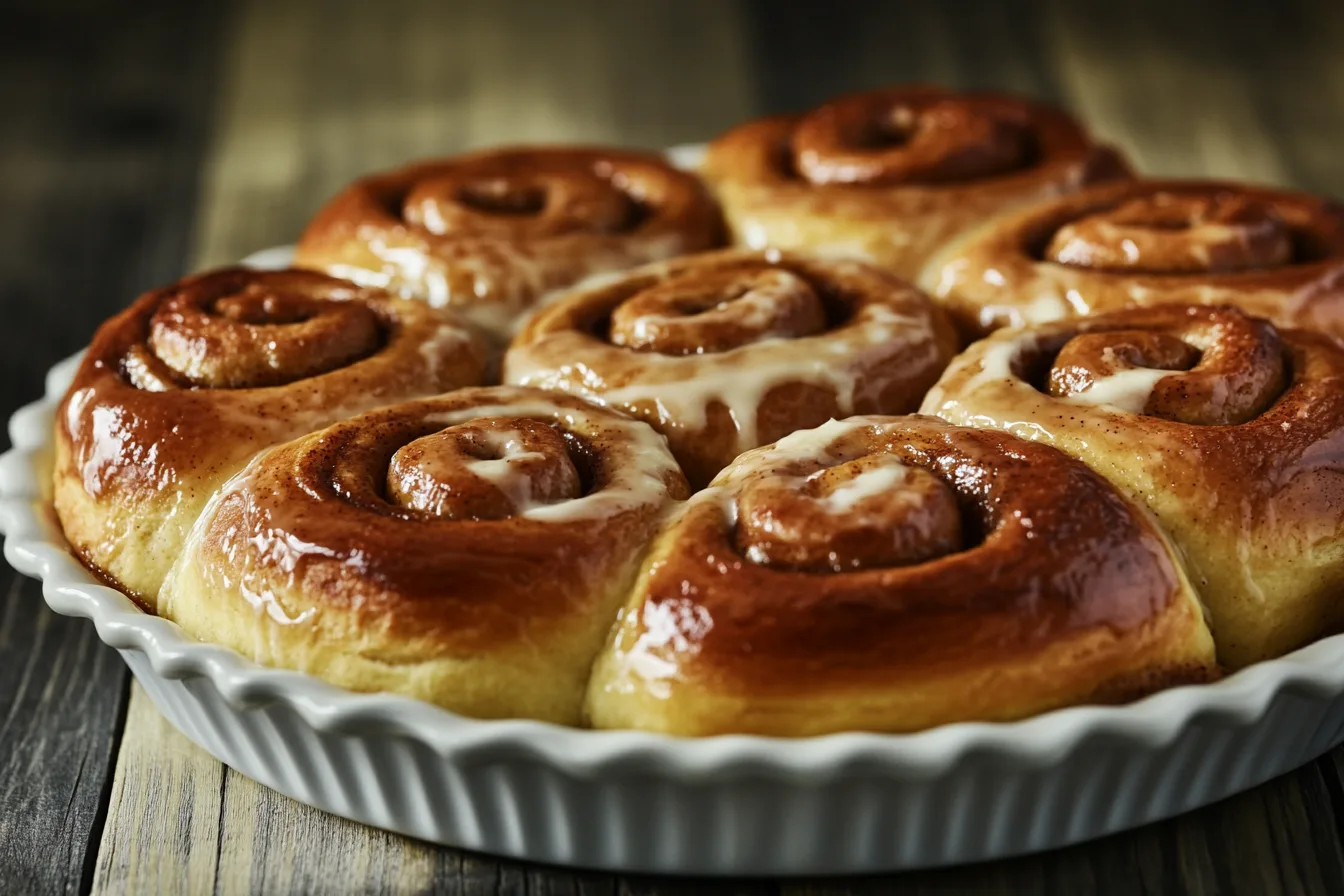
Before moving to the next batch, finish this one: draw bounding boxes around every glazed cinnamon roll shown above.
[53,268,487,605]
[920,179,1344,337]
[293,146,726,341]
[923,305,1344,667]
[160,387,688,724]
[586,416,1215,736]
[702,85,1131,280]
[503,250,959,488]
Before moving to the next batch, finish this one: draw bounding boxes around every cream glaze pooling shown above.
[506,251,959,488]
[1061,366,1173,413]
[420,402,683,524]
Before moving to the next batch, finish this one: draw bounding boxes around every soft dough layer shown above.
[923,304,1344,667]
[160,387,689,725]
[52,267,487,605]
[586,416,1215,737]
[702,85,1131,282]
[504,249,959,488]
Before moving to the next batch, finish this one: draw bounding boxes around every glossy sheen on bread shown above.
[703,85,1131,280]
[924,304,1344,666]
[158,387,688,724]
[52,267,487,603]
[586,415,1216,736]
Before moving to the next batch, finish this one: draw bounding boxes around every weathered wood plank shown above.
[89,687,225,895]
[0,1,229,893]
[0,575,128,896]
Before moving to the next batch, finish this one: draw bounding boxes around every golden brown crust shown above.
[923,304,1344,666]
[503,249,959,488]
[919,179,1344,338]
[585,416,1215,736]
[159,387,689,724]
[52,267,488,603]
[293,145,726,341]
[703,85,1132,280]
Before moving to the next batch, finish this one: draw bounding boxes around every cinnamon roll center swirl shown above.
[607,267,827,355]
[792,94,1031,186]
[1044,308,1287,425]
[1046,192,1294,273]
[128,272,383,390]
[734,452,964,572]
[402,168,640,239]
[386,417,583,521]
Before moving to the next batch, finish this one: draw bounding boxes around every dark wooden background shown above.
[3,0,1344,893]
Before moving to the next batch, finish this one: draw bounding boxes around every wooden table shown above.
[4,1,1343,892]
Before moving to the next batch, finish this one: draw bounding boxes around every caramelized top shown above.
[606,265,828,354]
[126,268,385,389]
[1046,192,1294,274]
[177,387,688,649]
[294,146,726,339]
[57,267,486,500]
[921,179,1344,337]
[705,85,1129,194]
[603,416,1186,695]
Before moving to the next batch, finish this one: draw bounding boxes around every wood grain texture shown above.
[0,576,127,896]
[6,0,1344,893]
[0,1,227,893]
[89,687,225,895]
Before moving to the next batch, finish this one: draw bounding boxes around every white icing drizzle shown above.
[710,416,885,493]
[814,459,912,514]
[921,331,1035,420]
[1063,366,1172,413]
[461,427,550,513]
[753,416,884,463]
[595,356,859,449]
[416,320,476,378]
[626,280,795,345]
[508,304,936,453]
[423,400,680,523]
[333,232,697,341]
[923,328,1173,417]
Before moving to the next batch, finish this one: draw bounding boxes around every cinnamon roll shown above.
[919,179,1344,338]
[702,85,1131,280]
[293,146,726,341]
[923,305,1344,667]
[160,387,688,724]
[53,268,487,605]
[586,416,1215,736]
[503,250,959,488]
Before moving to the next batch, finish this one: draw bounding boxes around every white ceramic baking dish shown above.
[6,165,1344,874]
